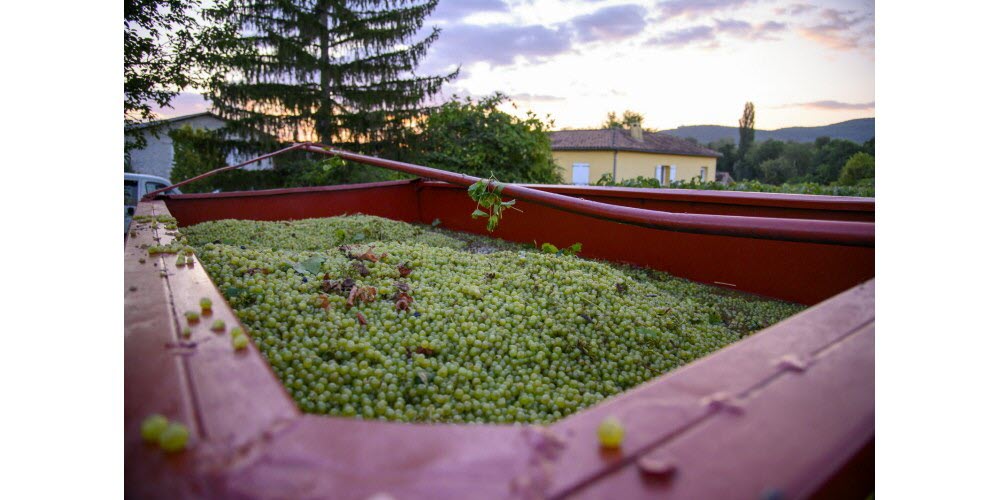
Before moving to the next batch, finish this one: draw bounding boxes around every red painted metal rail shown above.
[146,143,874,248]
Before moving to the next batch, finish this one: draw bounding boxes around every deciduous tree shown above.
[407,93,560,184]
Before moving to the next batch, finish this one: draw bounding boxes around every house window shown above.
[572,163,590,185]
[700,166,708,182]
[669,165,677,183]
[654,165,665,185]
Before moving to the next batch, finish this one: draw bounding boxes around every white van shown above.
[125,173,181,233]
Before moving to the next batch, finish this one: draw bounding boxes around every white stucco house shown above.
[126,112,273,180]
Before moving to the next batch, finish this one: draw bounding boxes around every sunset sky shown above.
[155,0,874,131]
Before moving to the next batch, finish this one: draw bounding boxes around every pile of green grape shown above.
[183,215,803,424]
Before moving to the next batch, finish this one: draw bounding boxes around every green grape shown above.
[179,215,804,425]
[597,416,625,448]
[158,422,189,452]
[232,334,250,350]
[140,414,169,443]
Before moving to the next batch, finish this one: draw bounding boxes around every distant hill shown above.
[660,118,874,144]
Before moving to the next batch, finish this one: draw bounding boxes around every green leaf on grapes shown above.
[541,243,558,254]
[293,255,327,275]
[471,209,489,219]
[431,218,442,227]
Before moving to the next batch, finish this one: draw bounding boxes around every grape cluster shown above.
[183,215,803,424]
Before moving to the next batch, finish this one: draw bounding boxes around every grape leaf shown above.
[471,209,489,219]
[293,255,326,275]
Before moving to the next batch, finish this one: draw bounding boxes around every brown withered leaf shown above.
[346,285,377,308]
[394,291,414,311]
[353,261,371,277]
[321,276,355,295]
[343,245,385,263]
[315,294,330,310]
[397,263,413,277]
[356,311,367,325]
[615,282,628,294]
[394,281,410,292]
[415,346,435,356]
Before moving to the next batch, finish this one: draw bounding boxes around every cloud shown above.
[647,19,785,47]
[569,5,648,43]
[423,4,650,71]
[509,93,565,102]
[647,25,715,47]
[655,0,757,19]
[799,8,874,50]
[432,0,510,22]
[784,100,875,110]
[774,3,816,16]
[422,23,573,70]
[715,19,786,40]
[151,92,210,118]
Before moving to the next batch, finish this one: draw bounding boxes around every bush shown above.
[665,178,873,197]
[405,93,561,184]
[758,158,796,185]
[168,125,403,193]
[594,173,661,188]
[839,152,875,186]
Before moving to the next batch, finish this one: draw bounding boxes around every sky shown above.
[155,0,874,131]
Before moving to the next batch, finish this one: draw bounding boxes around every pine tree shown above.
[206,0,456,155]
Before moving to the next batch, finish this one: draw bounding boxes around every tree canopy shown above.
[839,152,875,186]
[406,93,561,184]
[602,110,644,129]
[205,0,456,156]
[125,0,203,163]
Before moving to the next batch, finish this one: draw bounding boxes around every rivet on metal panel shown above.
[701,392,745,415]
[637,450,678,478]
[774,354,812,373]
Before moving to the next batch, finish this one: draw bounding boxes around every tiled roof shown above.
[549,128,722,158]
[127,112,221,131]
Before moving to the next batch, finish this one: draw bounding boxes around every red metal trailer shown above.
[126,146,874,499]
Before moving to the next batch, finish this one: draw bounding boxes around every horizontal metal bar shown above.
[145,141,875,247]
[298,143,875,247]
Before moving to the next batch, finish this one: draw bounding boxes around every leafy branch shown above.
[540,242,583,256]
[467,176,521,232]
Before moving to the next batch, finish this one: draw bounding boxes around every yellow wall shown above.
[552,150,717,185]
